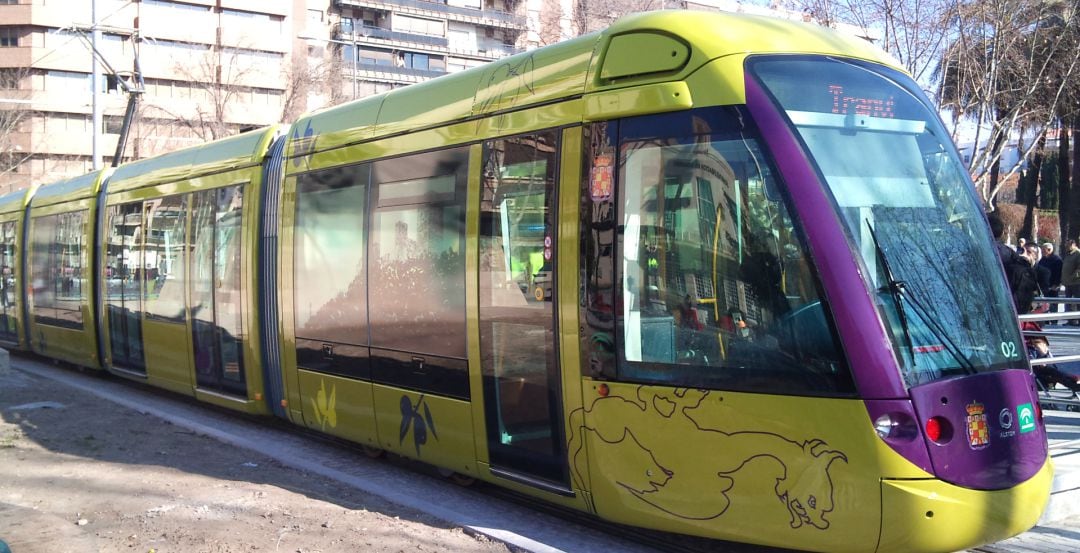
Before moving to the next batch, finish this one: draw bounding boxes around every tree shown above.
[0,67,34,194]
[937,0,1080,207]
[787,0,954,84]
[572,0,666,36]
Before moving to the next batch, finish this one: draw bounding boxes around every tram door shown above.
[479,131,569,488]
[105,203,146,373]
[190,186,247,396]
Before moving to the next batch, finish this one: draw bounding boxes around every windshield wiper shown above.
[865,219,978,376]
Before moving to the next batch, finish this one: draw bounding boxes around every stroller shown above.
[1023,307,1080,412]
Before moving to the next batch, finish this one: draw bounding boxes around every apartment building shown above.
[302,0,526,101]
[0,0,875,194]
[0,0,294,193]
[0,0,532,193]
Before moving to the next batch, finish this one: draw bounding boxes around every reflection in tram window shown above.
[30,210,86,329]
[369,148,467,359]
[479,131,563,477]
[144,195,188,321]
[106,202,145,370]
[295,165,368,346]
[617,115,852,394]
[0,221,17,341]
[191,185,246,395]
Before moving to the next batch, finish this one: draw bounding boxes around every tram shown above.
[0,10,1050,552]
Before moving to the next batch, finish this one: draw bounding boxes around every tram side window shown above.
[0,220,17,341]
[295,165,368,346]
[144,195,188,321]
[106,202,146,370]
[294,164,370,380]
[106,202,144,318]
[369,148,468,359]
[191,185,247,393]
[30,211,86,329]
[616,114,852,395]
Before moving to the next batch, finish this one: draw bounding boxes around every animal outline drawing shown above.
[567,386,847,529]
[473,53,536,131]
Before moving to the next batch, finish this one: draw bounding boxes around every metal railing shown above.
[334,23,450,48]
[1019,296,1080,411]
[334,0,527,28]
[356,62,445,78]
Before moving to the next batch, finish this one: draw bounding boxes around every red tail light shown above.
[925,416,952,444]
[925,418,941,441]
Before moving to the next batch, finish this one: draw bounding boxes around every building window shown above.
[392,14,444,37]
[0,27,19,47]
[45,71,91,92]
[142,0,211,12]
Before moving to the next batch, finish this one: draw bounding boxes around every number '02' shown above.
[1000,341,1019,358]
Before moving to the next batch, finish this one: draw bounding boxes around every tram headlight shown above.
[874,412,919,440]
[874,413,897,438]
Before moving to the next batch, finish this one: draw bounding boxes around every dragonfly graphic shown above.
[400,394,438,456]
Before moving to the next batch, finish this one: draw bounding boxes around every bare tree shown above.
[787,0,953,84]
[572,0,666,36]
[538,0,567,45]
[0,67,35,193]
[938,0,1080,208]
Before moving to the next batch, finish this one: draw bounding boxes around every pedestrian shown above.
[988,213,1040,314]
[1039,242,1064,318]
[1061,239,1080,325]
[1025,244,1051,298]
[1018,237,1028,255]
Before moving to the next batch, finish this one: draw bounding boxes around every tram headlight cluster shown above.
[873,412,921,441]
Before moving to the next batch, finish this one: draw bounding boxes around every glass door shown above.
[479,131,568,487]
[106,203,145,372]
[190,186,246,395]
[0,221,18,342]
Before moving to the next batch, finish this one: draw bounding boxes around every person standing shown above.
[1061,240,1080,325]
[1039,242,1064,319]
[988,213,1039,314]
[1025,244,1051,298]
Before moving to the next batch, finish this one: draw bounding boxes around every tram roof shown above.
[288,9,900,159]
[0,182,38,216]
[105,125,282,194]
[31,169,109,208]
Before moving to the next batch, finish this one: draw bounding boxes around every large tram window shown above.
[480,131,564,477]
[615,111,852,395]
[144,195,187,321]
[0,221,17,341]
[369,148,467,360]
[30,211,86,329]
[295,166,368,346]
[106,202,145,370]
[294,165,370,380]
[751,57,1025,385]
[191,185,246,395]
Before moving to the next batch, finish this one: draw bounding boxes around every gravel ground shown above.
[0,366,511,553]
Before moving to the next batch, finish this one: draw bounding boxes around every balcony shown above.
[357,62,446,79]
[334,0,526,30]
[334,23,450,48]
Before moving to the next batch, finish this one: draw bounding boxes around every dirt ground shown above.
[0,366,511,553]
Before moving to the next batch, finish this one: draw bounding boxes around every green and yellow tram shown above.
[5,11,1051,552]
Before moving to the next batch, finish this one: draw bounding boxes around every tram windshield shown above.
[750,56,1025,387]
